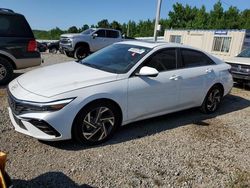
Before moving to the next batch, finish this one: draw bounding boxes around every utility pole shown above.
[153,0,162,42]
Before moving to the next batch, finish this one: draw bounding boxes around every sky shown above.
[1,0,249,30]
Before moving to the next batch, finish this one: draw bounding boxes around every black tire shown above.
[72,101,121,145]
[49,47,57,54]
[0,57,13,85]
[200,85,223,114]
[74,46,89,60]
[65,51,74,58]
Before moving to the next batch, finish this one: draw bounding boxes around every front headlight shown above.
[19,98,75,113]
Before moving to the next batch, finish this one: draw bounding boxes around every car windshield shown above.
[80,44,151,73]
[237,48,250,57]
[81,29,95,35]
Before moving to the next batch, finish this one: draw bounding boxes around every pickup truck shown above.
[226,47,250,85]
[60,28,125,59]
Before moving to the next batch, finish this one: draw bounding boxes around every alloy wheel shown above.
[82,107,115,142]
[206,88,221,112]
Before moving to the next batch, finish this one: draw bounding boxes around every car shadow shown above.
[12,171,93,188]
[43,93,250,151]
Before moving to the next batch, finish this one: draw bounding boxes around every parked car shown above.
[37,42,47,52]
[0,8,41,85]
[48,41,59,54]
[7,41,233,145]
[226,47,250,84]
[60,28,127,59]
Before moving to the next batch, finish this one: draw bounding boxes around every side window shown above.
[95,30,106,38]
[181,49,215,68]
[144,49,177,72]
[0,15,33,37]
[0,17,10,34]
[106,30,119,38]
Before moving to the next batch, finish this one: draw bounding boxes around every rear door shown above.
[106,30,121,44]
[91,30,121,51]
[178,48,217,107]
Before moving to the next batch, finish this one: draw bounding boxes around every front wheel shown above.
[200,86,223,114]
[72,101,121,145]
[74,46,88,60]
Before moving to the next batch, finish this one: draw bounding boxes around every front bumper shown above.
[231,73,250,82]
[7,80,77,141]
[8,108,62,141]
[59,43,74,52]
[15,57,41,69]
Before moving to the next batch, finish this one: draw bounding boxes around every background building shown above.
[164,29,250,60]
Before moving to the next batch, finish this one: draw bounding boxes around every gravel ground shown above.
[0,53,250,188]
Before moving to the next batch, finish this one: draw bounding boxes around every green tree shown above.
[224,6,240,29]
[97,19,110,28]
[68,26,78,33]
[50,27,64,39]
[240,9,250,29]
[81,24,89,32]
[168,3,197,29]
[192,5,209,29]
[209,1,224,29]
[110,21,122,31]
[127,20,137,37]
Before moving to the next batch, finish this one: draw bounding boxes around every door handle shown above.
[206,68,213,73]
[169,75,180,80]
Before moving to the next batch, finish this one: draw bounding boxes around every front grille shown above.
[228,63,250,75]
[60,37,70,44]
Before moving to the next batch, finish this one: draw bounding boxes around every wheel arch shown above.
[71,98,123,138]
[201,82,225,105]
[74,42,90,52]
[211,83,224,97]
[0,53,16,69]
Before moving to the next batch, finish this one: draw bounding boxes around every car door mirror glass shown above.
[136,66,159,77]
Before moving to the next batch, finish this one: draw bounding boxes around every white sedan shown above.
[7,41,233,145]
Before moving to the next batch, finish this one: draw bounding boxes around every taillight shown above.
[27,40,37,52]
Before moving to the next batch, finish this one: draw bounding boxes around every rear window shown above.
[106,30,119,38]
[181,49,215,68]
[0,14,34,38]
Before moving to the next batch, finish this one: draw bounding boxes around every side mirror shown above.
[136,66,159,77]
[92,33,98,39]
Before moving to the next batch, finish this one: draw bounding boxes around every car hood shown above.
[226,57,250,66]
[61,33,87,38]
[17,62,118,98]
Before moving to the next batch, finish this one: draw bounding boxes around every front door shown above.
[127,48,181,121]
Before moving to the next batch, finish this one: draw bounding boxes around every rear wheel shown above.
[200,86,223,114]
[0,57,13,85]
[72,101,121,145]
[74,46,89,60]
[49,47,57,54]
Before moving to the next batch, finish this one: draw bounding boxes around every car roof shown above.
[0,9,22,16]
[118,40,195,49]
